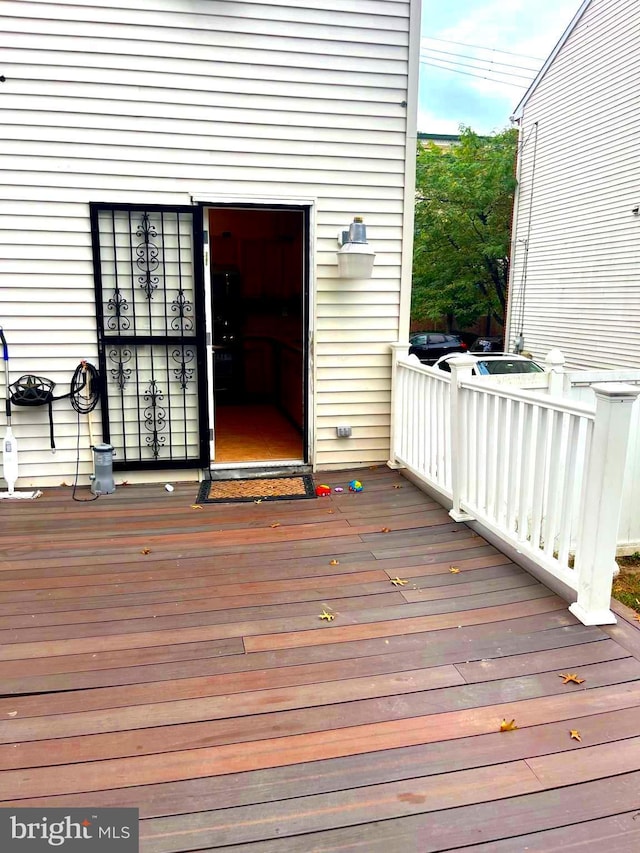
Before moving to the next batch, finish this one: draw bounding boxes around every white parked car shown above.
[434,353,545,376]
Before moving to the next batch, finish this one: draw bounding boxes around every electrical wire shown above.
[422,47,540,74]
[422,36,544,62]
[420,60,529,89]
[420,52,535,82]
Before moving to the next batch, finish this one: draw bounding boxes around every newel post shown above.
[388,342,409,469]
[544,348,565,397]
[569,383,640,625]
[448,354,476,522]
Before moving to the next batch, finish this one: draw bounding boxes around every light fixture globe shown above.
[336,241,375,278]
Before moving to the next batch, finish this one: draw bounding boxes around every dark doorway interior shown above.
[208,207,306,464]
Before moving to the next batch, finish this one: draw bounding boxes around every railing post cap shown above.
[545,348,565,367]
[591,382,640,401]
[448,353,477,368]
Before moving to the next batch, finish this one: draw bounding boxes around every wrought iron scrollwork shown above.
[108,347,132,390]
[136,212,160,299]
[106,289,130,331]
[143,379,167,458]
[170,289,194,332]
[171,347,195,389]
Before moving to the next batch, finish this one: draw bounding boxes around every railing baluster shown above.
[530,405,547,550]
[443,381,451,489]
[496,396,510,529]
[417,367,424,474]
[508,400,524,535]
[542,409,566,558]
[516,404,533,544]
[403,368,410,462]
[470,390,479,511]
[481,392,490,513]
[486,394,499,518]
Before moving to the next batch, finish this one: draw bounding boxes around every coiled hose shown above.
[69,361,101,414]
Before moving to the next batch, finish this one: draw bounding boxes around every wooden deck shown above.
[1,466,640,851]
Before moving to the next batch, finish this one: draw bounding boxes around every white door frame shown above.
[194,196,316,471]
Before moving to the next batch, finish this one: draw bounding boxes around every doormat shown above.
[197,475,316,504]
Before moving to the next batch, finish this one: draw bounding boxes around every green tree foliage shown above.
[412,127,518,329]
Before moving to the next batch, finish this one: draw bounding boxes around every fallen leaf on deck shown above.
[254,499,262,504]
[329,559,340,566]
[270,522,281,528]
[327,509,334,514]
[7,711,17,718]
[393,484,402,489]
[191,504,203,510]
[140,548,151,555]
[60,482,69,487]
[381,527,391,533]
[500,719,518,732]
[570,730,582,742]
[633,613,640,623]
[449,566,460,574]
[319,610,335,622]
[120,480,129,487]
[391,577,408,586]
[559,673,585,685]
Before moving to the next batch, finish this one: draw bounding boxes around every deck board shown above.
[1,466,639,850]
[218,774,640,852]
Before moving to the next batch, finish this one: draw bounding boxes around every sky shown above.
[419,0,583,135]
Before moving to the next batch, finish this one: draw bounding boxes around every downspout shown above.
[506,113,539,353]
[397,0,422,342]
[505,111,524,352]
[516,120,539,351]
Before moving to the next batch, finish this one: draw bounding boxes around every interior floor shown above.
[213,403,304,463]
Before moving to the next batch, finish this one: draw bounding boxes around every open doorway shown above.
[206,206,308,466]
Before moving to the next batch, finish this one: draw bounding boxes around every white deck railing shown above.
[390,348,452,500]
[389,346,640,626]
[454,376,592,590]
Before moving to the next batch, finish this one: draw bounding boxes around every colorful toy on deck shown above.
[334,487,344,493]
[315,484,332,497]
[348,479,363,492]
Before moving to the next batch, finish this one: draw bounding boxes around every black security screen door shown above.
[90,203,208,469]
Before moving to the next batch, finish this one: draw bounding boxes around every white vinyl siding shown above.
[507,0,640,371]
[0,0,417,484]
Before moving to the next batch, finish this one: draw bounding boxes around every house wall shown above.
[506,0,640,370]
[0,0,419,486]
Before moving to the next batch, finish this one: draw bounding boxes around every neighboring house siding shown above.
[506,0,640,370]
[0,0,415,484]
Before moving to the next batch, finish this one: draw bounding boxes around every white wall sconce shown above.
[336,217,375,278]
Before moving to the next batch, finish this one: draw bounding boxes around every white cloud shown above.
[421,0,581,108]
[416,108,462,135]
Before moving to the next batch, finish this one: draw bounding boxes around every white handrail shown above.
[389,343,640,626]
[459,376,596,417]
